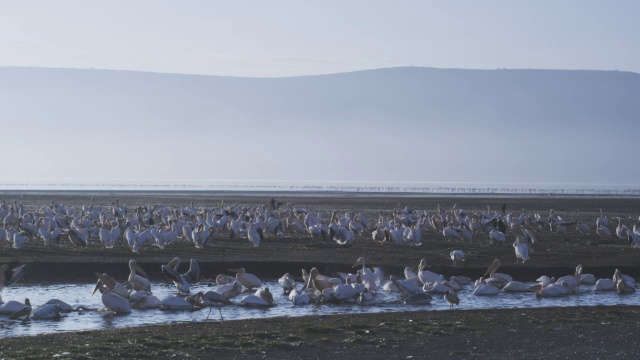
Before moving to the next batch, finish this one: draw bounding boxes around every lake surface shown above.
[1,280,637,338]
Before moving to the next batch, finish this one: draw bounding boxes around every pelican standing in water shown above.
[229,268,262,291]
[93,273,131,314]
[161,257,201,294]
[128,260,151,292]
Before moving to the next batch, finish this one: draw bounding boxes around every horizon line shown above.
[1,65,638,79]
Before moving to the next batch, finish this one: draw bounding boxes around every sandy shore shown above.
[0,192,638,359]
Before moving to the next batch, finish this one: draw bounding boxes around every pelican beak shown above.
[133,262,149,279]
[91,279,102,296]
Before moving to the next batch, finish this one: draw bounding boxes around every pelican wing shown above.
[161,264,182,284]
[185,259,201,284]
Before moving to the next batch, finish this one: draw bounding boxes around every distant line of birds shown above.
[1,199,639,266]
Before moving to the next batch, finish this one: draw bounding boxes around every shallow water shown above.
[1,280,638,338]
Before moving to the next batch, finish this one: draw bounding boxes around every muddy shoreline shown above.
[0,306,638,359]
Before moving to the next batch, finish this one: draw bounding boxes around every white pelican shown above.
[12,231,28,249]
[450,250,465,266]
[247,222,261,247]
[301,268,334,292]
[613,269,635,288]
[489,229,506,245]
[579,274,597,285]
[443,224,461,242]
[352,257,379,292]
[92,273,130,299]
[444,291,459,309]
[0,299,30,315]
[44,299,74,312]
[230,268,262,290]
[536,281,573,298]
[240,287,275,307]
[278,273,296,294]
[594,278,616,292]
[93,274,131,314]
[484,259,513,283]
[501,281,531,292]
[616,278,636,295]
[555,264,583,290]
[8,298,31,320]
[31,303,62,320]
[513,236,530,263]
[160,295,202,310]
[161,257,201,294]
[289,285,311,305]
[472,279,500,296]
[417,259,445,285]
[0,264,28,291]
[389,275,424,296]
[130,291,161,309]
[216,281,243,300]
[128,260,151,292]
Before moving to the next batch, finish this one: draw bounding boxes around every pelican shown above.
[216,281,243,300]
[128,260,151,292]
[489,229,506,245]
[93,274,131,314]
[44,299,74,312]
[444,291,459,309]
[278,273,296,294]
[389,275,424,296]
[289,285,311,305]
[31,303,63,320]
[594,278,616,292]
[161,257,200,294]
[484,259,513,283]
[92,273,130,299]
[616,278,636,295]
[240,287,275,307]
[613,269,635,288]
[0,264,28,291]
[229,268,262,290]
[472,279,500,296]
[417,259,445,285]
[579,274,597,285]
[356,290,375,305]
[443,224,462,241]
[501,281,531,292]
[160,294,203,310]
[129,288,161,309]
[0,299,30,314]
[450,250,465,266]
[352,257,379,292]
[513,236,530,263]
[301,268,334,292]
[536,281,573,297]
[555,264,583,290]
[8,298,31,320]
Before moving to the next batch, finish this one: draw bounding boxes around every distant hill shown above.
[0,66,638,183]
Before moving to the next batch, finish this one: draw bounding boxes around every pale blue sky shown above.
[1,1,638,77]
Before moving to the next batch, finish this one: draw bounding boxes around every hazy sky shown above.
[1,1,639,77]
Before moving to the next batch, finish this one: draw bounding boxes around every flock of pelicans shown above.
[0,198,637,322]
[0,255,637,320]
[1,198,639,264]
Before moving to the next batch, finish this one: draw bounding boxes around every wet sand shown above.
[0,192,639,359]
